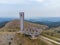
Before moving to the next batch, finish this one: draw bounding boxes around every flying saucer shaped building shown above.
[19,12,42,38]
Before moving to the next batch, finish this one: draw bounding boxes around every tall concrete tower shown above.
[19,12,24,33]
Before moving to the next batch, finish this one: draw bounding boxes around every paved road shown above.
[40,36,60,45]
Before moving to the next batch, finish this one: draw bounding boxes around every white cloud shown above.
[0,0,60,6]
[0,0,27,4]
[29,0,44,2]
[36,0,44,2]
[0,0,60,18]
[0,0,60,9]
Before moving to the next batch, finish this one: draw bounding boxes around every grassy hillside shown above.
[0,21,9,28]
[0,19,50,45]
[41,27,60,38]
[28,20,60,28]
[0,19,59,45]
[0,19,48,32]
[11,33,48,45]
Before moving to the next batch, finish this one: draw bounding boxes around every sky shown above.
[0,0,60,19]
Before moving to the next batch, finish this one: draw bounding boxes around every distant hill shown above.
[0,18,13,22]
[28,17,60,22]
[27,17,60,28]
[0,18,14,28]
[28,21,60,28]
[1,19,48,32]
[0,21,9,28]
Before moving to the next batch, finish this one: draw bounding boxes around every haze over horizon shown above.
[0,0,60,19]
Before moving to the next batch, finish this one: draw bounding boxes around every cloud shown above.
[0,0,44,4]
[0,0,60,6]
[29,0,44,2]
[36,0,44,2]
[0,0,60,18]
[0,0,27,4]
[0,0,59,9]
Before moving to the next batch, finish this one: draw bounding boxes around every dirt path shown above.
[53,37,60,42]
[40,36,60,45]
[39,36,54,45]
